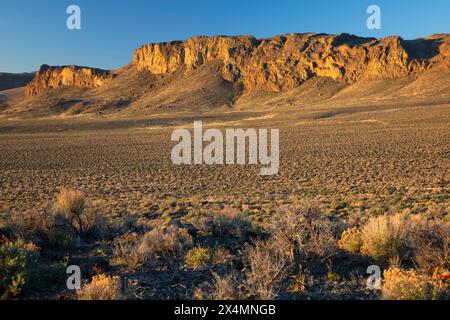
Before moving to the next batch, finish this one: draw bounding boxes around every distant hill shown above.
[0,72,35,91]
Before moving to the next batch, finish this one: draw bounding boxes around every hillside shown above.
[0,72,35,91]
[1,32,449,118]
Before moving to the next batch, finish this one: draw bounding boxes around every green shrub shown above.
[0,239,40,297]
[185,247,212,269]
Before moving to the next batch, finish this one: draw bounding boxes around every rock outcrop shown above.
[25,33,449,95]
[26,65,112,96]
[133,33,448,91]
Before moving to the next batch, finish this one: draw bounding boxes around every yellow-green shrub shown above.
[185,247,212,269]
[77,274,123,300]
[383,267,449,300]
[338,227,363,253]
[0,239,40,297]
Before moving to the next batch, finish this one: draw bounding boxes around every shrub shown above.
[55,189,86,234]
[243,239,290,300]
[81,200,111,239]
[287,267,314,294]
[211,206,252,239]
[11,207,75,249]
[138,225,193,261]
[410,220,449,273]
[12,195,111,249]
[270,206,338,263]
[185,247,212,269]
[0,239,40,297]
[360,213,411,263]
[54,189,111,240]
[110,234,143,271]
[383,267,449,300]
[211,271,243,300]
[338,227,363,254]
[77,274,123,300]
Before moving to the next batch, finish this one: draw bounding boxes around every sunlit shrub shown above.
[185,247,212,269]
[138,225,193,261]
[360,213,411,263]
[77,274,123,300]
[383,267,449,300]
[338,227,363,254]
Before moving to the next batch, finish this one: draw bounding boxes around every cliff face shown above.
[133,33,446,91]
[26,65,112,96]
[25,33,449,96]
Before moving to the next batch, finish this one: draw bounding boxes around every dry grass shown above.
[77,274,123,300]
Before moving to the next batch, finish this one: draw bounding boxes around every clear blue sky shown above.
[1,0,449,73]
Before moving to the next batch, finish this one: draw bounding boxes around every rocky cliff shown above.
[26,33,449,95]
[26,65,112,96]
[132,33,448,91]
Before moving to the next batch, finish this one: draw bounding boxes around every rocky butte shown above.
[26,64,113,96]
[25,33,450,96]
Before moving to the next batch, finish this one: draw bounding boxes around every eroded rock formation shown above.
[26,33,449,95]
[132,33,448,91]
[26,65,112,96]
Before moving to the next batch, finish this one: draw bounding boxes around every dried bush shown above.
[410,219,449,273]
[77,274,123,300]
[270,206,338,263]
[0,239,40,298]
[190,206,253,240]
[110,234,143,271]
[338,227,363,254]
[211,206,253,239]
[11,207,75,249]
[211,271,243,300]
[11,192,111,249]
[81,200,111,239]
[360,213,412,263]
[54,189,112,240]
[138,225,193,261]
[55,189,86,234]
[383,267,449,300]
[243,239,290,300]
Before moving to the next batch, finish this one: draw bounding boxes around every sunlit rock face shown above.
[26,64,112,96]
[26,33,449,95]
[132,33,448,92]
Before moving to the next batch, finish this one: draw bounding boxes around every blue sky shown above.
[0,0,449,73]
